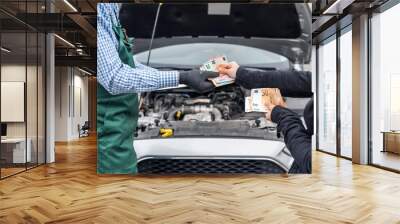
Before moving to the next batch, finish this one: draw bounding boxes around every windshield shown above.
[135,43,290,70]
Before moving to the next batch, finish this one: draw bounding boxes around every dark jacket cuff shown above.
[235,67,248,85]
[271,106,286,124]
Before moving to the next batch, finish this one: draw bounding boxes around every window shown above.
[370,3,400,171]
[339,28,352,158]
[318,36,337,154]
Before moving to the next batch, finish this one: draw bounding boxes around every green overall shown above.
[97,18,138,174]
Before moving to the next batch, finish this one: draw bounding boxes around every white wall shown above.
[1,63,46,164]
[71,72,89,139]
[55,67,69,141]
[1,64,39,138]
[54,67,89,141]
[1,65,26,140]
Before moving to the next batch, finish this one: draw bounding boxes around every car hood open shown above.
[120,3,311,64]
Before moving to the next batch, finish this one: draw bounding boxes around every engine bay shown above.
[136,84,280,140]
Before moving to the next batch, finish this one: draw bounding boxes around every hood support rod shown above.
[147,3,162,66]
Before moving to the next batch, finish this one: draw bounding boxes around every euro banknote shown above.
[245,88,280,113]
[200,55,235,87]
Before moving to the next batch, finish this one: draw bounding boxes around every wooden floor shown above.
[1,136,400,224]
[1,167,26,178]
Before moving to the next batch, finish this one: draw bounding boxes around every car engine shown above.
[136,85,280,140]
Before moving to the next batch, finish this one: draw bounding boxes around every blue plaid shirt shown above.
[97,3,179,95]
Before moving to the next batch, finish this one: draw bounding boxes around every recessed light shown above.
[78,68,93,76]
[63,0,78,12]
[54,34,75,48]
[323,0,355,15]
[1,47,11,53]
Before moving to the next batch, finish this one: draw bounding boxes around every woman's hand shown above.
[217,62,240,79]
[264,88,286,121]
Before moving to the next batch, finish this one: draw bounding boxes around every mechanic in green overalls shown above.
[97,3,217,174]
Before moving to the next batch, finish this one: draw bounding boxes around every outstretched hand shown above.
[217,62,239,79]
[264,88,286,121]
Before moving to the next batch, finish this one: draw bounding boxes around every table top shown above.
[381,131,400,134]
[1,138,29,143]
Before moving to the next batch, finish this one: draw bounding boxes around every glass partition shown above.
[0,0,46,179]
[27,31,38,169]
[1,31,28,177]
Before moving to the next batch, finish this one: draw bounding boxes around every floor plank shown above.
[1,135,400,223]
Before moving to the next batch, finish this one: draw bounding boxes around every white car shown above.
[119,3,312,174]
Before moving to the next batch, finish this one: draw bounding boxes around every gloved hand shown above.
[179,70,218,93]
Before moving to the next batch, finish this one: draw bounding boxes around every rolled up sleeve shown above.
[97,4,179,95]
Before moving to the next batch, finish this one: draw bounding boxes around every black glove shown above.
[179,70,218,93]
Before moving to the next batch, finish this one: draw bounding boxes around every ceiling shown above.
[0,0,99,72]
[0,0,394,74]
[312,0,391,44]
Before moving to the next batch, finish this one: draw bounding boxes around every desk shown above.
[1,138,31,164]
[382,131,400,154]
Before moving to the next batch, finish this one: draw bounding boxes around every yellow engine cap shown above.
[159,128,174,138]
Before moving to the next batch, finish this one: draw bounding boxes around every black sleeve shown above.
[271,106,311,173]
[235,67,312,98]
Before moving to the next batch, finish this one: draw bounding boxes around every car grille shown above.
[137,158,286,174]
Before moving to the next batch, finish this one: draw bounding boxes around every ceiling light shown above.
[78,67,93,76]
[1,47,11,53]
[323,0,355,15]
[63,0,78,12]
[54,34,75,48]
